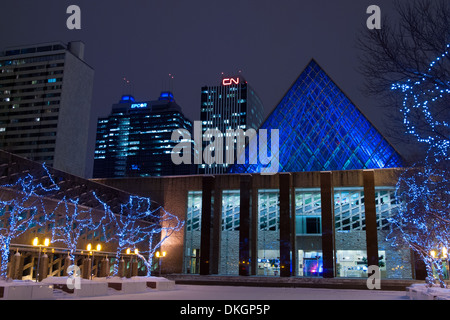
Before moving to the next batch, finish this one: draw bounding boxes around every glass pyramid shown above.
[229,59,403,174]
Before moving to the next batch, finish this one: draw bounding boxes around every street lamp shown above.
[431,250,437,259]
[87,243,102,280]
[443,247,449,279]
[125,248,138,254]
[32,237,50,282]
[155,250,166,277]
[126,248,139,277]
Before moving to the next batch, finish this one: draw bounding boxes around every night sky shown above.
[1,0,409,169]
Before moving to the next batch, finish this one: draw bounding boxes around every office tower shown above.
[199,75,264,174]
[93,92,194,178]
[0,41,94,178]
[229,59,403,174]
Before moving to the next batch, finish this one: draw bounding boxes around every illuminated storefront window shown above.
[220,190,240,275]
[334,187,368,278]
[295,189,322,277]
[257,190,280,276]
[375,187,412,279]
[184,191,202,274]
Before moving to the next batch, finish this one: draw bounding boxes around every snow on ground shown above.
[54,284,408,300]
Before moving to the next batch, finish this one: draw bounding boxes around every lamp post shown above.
[443,247,449,280]
[32,237,50,282]
[126,248,139,277]
[155,250,166,277]
[430,248,450,281]
[87,243,102,280]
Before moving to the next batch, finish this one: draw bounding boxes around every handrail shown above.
[9,243,139,258]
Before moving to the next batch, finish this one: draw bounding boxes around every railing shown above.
[4,243,148,281]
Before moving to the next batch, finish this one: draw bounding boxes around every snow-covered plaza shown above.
[53,284,407,300]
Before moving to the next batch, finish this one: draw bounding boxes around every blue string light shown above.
[389,44,450,287]
[137,206,184,277]
[0,164,59,278]
[391,44,450,156]
[0,163,184,279]
[49,196,105,263]
[94,193,184,277]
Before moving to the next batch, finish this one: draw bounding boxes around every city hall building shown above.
[96,169,418,280]
[0,59,425,282]
[94,60,419,280]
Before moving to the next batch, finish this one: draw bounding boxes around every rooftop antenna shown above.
[168,73,174,93]
[122,77,133,96]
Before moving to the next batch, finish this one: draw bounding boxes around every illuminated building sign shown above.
[131,103,148,109]
[222,77,240,86]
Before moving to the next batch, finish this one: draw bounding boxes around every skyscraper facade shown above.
[0,41,94,178]
[199,75,264,174]
[93,92,194,178]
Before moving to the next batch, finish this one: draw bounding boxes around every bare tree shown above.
[136,207,184,277]
[49,196,102,264]
[388,158,450,287]
[358,0,450,287]
[357,0,450,160]
[0,165,59,279]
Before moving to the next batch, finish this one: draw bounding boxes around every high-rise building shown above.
[199,75,264,174]
[0,41,94,178]
[93,92,194,178]
[229,59,403,174]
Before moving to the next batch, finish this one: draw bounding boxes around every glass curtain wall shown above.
[257,189,280,276]
[375,187,412,279]
[184,191,202,274]
[334,187,370,278]
[295,189,323,277]
[220,190,240,275]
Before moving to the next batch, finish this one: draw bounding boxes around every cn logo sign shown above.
[366,265,381,290]
[222,78,240,86]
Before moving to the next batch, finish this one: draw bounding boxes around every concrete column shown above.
[6,261,12,279]
[363,170,379,269]
[211,186,222,275]
[82,257,91,279]
[412,250,426,280]
[200,176,215,275]
[39,253,49,281]
[131,259,138,277]
[250,179,258,275]
[118,257,125,278]
[239,175,252,276]
[11,251,23,280]
[63,254,71,276]
[99,257,110,277]
[320,171,335,278]
[279,173,292,277]
[290,180,297,276]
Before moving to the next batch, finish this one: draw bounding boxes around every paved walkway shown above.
[59,284,408,300]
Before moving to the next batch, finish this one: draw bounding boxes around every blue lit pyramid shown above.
[229,59,403,173]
